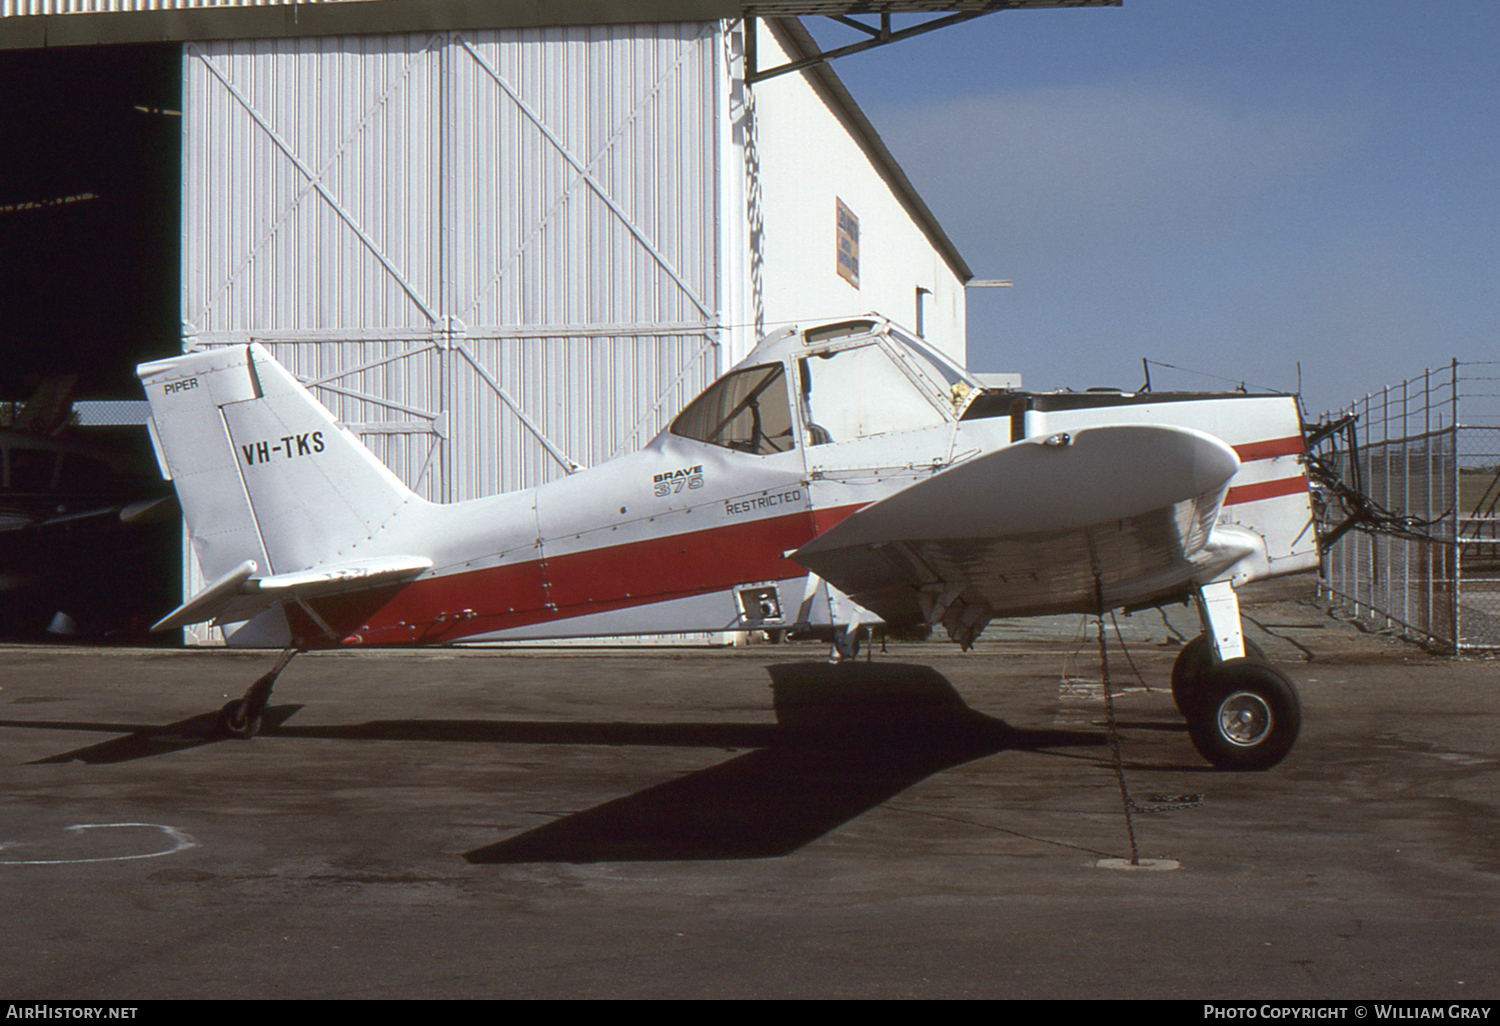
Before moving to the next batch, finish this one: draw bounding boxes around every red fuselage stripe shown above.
[298,503,866,647]
[1225,475,1309,506]
[1233,436,1305,461]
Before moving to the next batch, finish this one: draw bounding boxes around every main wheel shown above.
[1186,658,1301,771]
[1171,635,1268,716]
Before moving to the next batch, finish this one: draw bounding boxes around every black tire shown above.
[1186,658,1301,771]
[1170,635,1212,716]
[219,698,261,739]
[1171,634,1268,717]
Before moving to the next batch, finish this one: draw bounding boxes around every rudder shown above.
[138,344,422,583]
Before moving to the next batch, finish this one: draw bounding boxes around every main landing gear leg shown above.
[1172,580,1302,771]
[828,623,861,664]
[220,643,302,739]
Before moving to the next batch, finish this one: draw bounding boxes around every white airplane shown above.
[137,317,1319,769]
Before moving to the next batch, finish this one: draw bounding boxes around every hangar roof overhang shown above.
[0,0,1117,52]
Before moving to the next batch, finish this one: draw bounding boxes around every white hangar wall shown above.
[736,19,967,365]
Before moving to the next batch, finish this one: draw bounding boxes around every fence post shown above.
[1382,383,1391,630]
[1452,358,1462,651]
[1402,376,1410,634]
[1425,366,1434,645]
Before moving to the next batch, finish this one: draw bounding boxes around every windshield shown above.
[889,330,979,399]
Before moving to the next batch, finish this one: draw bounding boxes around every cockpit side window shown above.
[670,363,796,455]
[799,344,949,444]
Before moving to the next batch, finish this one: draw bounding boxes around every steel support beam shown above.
[746,9,995,83]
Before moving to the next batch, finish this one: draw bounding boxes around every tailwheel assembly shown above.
[217,644,301,739]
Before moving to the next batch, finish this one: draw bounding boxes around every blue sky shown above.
[806,0,1500,416]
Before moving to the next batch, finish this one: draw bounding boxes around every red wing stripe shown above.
[1225,476,1309,506]
[1233,436,1305,461]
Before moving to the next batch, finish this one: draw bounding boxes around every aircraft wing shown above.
[0,495,177,534]
[792,424,1245,648]
[151,555,433,633]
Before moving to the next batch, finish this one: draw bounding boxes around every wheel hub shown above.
[1218,691,1273,747]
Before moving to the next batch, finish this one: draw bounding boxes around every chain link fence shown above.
[1314,361,1500,652]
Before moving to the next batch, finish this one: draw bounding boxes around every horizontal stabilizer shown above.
[151,555,432,633]
[120,495,178,526]
[792,424,1241,646]
[151,559,258,633]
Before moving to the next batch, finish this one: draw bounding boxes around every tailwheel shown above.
[219,695,263,739]
[1185,657,1302,771]
[217,645,300,739]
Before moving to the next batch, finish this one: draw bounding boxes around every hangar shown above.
[0,0,1112,641]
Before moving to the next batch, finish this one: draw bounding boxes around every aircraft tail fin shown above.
[137,344,423,584]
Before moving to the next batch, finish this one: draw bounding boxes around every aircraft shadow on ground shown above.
[463,662,1103,863]
[5,661,1105,862]
[7,704,307,764]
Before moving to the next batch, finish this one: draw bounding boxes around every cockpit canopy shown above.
[669,318,976,453]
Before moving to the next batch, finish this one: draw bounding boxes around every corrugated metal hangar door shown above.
[181,24,722,513]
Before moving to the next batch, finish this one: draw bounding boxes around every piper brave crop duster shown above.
[139,317,1320,769]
